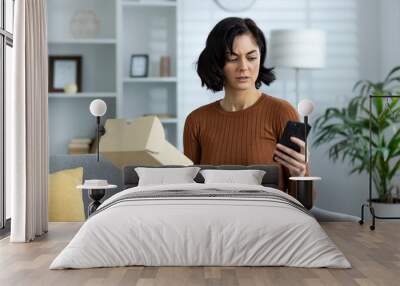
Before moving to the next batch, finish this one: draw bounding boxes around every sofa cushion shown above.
[48,167,85,222]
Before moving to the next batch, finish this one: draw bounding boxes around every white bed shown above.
[50,183,351,269]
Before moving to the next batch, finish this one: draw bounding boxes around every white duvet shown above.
[50,183,351,269]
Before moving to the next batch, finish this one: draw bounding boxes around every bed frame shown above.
[123,165,280,190]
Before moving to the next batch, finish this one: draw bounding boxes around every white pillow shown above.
[200,169,266,185]
[135,167,201,186]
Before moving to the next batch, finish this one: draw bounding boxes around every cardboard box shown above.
[99,116,193,168]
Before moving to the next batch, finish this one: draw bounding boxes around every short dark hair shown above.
[196,17,275,92]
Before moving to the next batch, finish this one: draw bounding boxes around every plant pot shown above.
[370,198,400,218]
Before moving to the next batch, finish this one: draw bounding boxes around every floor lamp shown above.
[269,29,326,105]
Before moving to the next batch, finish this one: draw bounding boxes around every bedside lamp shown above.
[89,99,107,162]
[289,99,321,210]
[79,99,114,217]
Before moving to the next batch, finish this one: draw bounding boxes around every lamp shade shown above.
[89,99,107,117]
[298,99,315,117]
[269,29,326,69]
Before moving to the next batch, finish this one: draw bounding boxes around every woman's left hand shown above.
[273,137,308,177]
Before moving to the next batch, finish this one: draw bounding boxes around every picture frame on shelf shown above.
[49,55,82,92]
[130,54,149,77]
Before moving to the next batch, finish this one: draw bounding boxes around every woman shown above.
[183,17,308,195]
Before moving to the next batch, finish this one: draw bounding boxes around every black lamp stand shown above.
[96,116,100,162]
[304,115,308,164]
[88,189,106,216]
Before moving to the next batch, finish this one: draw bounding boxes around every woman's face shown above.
[223,33,261,91]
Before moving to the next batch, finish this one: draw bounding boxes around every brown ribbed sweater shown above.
[183,94,302,193]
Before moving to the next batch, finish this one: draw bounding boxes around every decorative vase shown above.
[160,56,171,77]
[63,83,78,94]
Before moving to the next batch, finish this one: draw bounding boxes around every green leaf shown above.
[386,76,400,85]
[373,95,384,116]
[388,159,400,179]
[384,66,400,84]
[387,128,400,157]
[352,80,366,92]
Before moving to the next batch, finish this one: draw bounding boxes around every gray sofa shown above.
[50,154,123,218]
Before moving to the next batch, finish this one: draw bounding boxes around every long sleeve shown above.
[183,114,201,164]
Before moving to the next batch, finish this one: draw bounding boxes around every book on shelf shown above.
[68,138,93,155]
[70,139,92,145]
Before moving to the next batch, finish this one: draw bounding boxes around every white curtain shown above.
[8,0,49,242]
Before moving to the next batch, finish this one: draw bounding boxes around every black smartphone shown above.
[277,121,311,153]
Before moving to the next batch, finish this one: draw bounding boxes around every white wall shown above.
[177,0,399,215]
[379,0,400,78]
[315,0,400,216]
[358,0,380,82]
[178,0,360,118]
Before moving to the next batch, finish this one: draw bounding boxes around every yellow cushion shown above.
[48,167,85,222]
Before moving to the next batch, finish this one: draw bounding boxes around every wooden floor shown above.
[0,222,399,286]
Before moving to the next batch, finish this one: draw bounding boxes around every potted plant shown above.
[313,66,400,217]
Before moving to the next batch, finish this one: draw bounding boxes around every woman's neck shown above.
[220,88,262,112]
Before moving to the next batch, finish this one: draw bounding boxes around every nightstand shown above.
[289,176,321,210]
[77,181,117,216]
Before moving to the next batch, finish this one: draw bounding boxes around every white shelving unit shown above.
[47,0,180,155]
[48,92,117,99]
[121,1,177,7]
[117,0,179,146]
[123,77,177,83]
[48,39,117,45]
